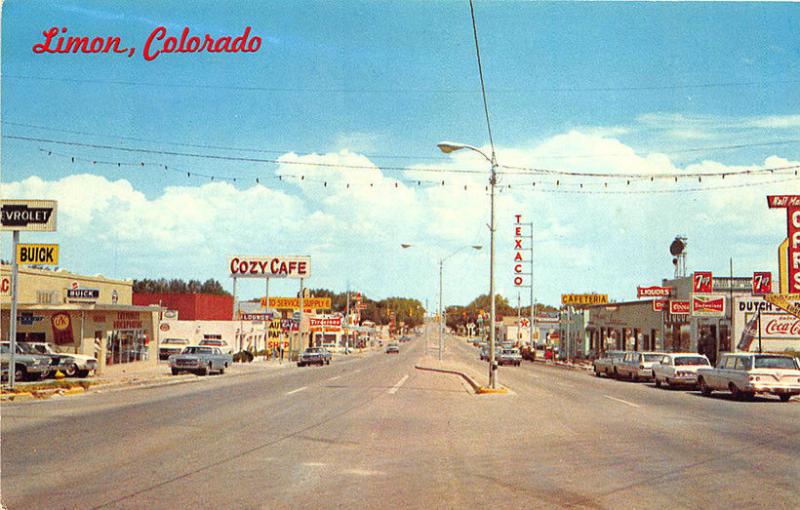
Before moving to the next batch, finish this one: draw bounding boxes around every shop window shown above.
[106,329,149,365]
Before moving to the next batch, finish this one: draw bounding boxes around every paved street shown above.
[3,328,799,509]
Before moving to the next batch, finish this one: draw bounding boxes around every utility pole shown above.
[489,155,498,388]
[345,284,350,354]
[439,258,444,361]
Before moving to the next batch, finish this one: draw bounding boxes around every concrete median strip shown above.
[414,365,510,395]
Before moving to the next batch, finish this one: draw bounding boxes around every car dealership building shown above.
[1,265,160,375]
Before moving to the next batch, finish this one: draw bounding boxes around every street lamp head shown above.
[400,243,412,249]
[472,245,483,250]
[437,141,467,154]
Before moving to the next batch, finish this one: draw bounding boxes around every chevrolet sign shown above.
[1,200,57,232]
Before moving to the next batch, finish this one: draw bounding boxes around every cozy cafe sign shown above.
[229,256,311,279]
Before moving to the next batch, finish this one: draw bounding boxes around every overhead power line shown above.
[4,74,799,93]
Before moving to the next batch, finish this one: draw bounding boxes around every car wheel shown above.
[218,366,225,375]
[64,363,78,377]
[779,394,792,402]
[171,368,179,375]
[699,378,712,396]
[613,368,619,379]
[631,373,638,382]
[76,369,90,378]
[654,377,661,388]
[14,365,26,382]
[729,383,742,400]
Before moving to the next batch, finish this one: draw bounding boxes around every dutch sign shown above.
[768,195,800,293]
[67,288,100,300]
[637,286,672,299]
[669,300,691,315]
[1,200,58,232]
[691,294,726,317]
[16,243,59,265]
[229,256,311,279]
[261,296,331,310]
[561,294,608,306]
[692,271,713,293]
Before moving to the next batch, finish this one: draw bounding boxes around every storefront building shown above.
[1,266,160,375]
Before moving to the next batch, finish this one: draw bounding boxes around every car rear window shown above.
[674,356,709,366]
[754,356,798,370]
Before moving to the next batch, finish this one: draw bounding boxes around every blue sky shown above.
[3,1,800,308]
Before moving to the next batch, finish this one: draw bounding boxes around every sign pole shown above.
[264,277,272,351]
[299,278,305,355]
[9,230,20,388]
[529,222,534,351]
[757,309,762,353]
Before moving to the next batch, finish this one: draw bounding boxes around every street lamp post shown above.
[437,141,498,388]
[401,243,481,361]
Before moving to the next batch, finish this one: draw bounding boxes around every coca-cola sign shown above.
[762,315,800,338]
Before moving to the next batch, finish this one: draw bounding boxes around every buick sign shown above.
[67,288,100,300]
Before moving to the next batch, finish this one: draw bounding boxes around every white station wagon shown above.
[696,353,800,402]
[652,353,710,388]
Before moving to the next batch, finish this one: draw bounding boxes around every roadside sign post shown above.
[1,199,58,389]
[9,231,20,387]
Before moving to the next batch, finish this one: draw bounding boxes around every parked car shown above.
[593,350,626,377]
[385,343,400,354]
[0,341,53,381]
[696,353,800,401]
[521,346,536,361]
[169,346,232,376]
[198,338,233,354]
[497,348,522,366]
[615,352,663,381]
[652,353,710,388]
[160,338,191,360]
[21,341,98,378]
[297,347,332,367]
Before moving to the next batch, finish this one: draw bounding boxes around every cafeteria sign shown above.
[561,294,608,306]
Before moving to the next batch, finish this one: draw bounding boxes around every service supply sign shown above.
[767,195,800,293]
[229,256,311,279]
[1,200,57,232]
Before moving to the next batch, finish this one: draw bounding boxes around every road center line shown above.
[327,375,341,381]
[388,374,409,394]
[286,386,308,395]
[604,395,640,408]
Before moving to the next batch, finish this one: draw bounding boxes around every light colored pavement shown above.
[2,328,799,509]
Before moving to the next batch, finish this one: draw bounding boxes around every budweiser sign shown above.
[637,286,672,299]
[669,300,690,315]
[691,294,726,317]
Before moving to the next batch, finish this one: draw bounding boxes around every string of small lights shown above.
[38,148,800,194]
[9,134,799,182]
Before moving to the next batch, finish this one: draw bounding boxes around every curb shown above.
[1,392,35,402]
[477,386,509,394]
[415,365,482,393]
